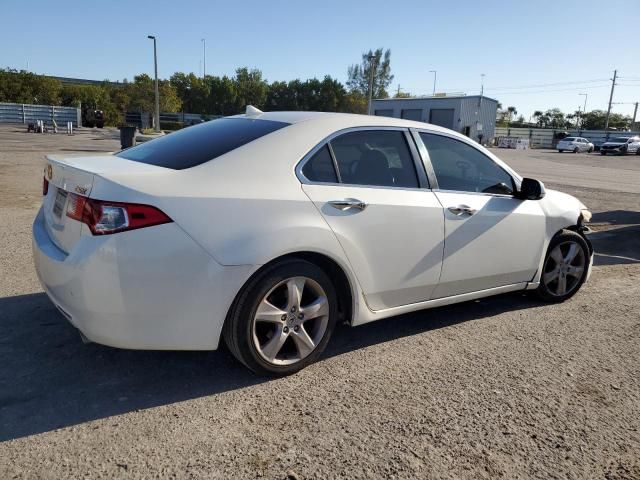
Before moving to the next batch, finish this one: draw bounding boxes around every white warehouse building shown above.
[371,95,499,143]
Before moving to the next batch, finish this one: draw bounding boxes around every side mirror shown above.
[517,178,546,200]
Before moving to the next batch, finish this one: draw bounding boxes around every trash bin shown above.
[119,125,137,149]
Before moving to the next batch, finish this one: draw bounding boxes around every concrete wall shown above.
[495,127,640,149]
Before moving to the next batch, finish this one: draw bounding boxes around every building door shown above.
[429,109,455,129]
[401,109,422,121]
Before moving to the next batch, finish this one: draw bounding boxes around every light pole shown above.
[147,35,160,132]
[367,54,377,115]
[579,93,587,129]
[201,38,206,78]
[429,70,437,96]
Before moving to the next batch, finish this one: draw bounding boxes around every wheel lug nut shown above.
[290,306,296,313]
[283,326,289,333]
[298,313,304,319]
[294,326,299,332]
[281,314,287,321]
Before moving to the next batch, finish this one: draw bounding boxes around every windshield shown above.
[116,118,290,170]
[609,137,630,143]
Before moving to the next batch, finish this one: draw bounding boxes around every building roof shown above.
[373,95,498,103]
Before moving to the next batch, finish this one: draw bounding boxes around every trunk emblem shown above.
[46,164,53,180]
[75,186,88,195]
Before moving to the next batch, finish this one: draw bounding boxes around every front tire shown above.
[223,259,338,376]
[537,230,590,302]
[588,147,594,153]
[573,147,579,153]
[601,151,606,156]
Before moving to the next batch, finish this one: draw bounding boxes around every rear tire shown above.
[558,150,563,153]
[537,230,590,303]
[573,147,579,153]
[601,151,606,156]
[588,147,594,153]
[223,259,338,376]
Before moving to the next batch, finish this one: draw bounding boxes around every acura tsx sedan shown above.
[33,108,593,375]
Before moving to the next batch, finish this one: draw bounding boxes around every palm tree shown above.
[533,110,543,127]
[507,106,517,124]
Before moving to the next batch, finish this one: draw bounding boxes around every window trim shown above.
[413,129,521,198]
[295,126,429,190]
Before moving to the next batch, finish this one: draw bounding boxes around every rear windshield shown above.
[562,137,576,142]
[116,118,289,170]
[609,137,630,143]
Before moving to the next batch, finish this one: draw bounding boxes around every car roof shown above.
[229,110,457,134]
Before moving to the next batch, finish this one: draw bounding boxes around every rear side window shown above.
[116,118,289,170]
[330,130,419,188]
[302,145,338,183]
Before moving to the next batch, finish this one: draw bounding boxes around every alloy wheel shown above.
[252,276,329,365]
[542,241,586,296]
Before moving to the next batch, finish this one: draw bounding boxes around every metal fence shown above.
[0,102,80,126]
[495,127,640,149]
[125,111,222,129]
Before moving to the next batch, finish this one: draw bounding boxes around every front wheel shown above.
[600,151,606,156]
[588,147,594,153]
[558,150,564,153]
[573,147,579,153]
[537,230,590,302]
[223,259,338,376]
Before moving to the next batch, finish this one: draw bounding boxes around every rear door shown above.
[416,131,545,298]
[299,128,444,311]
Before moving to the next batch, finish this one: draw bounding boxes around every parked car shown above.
[557,137,594,153]
[600,136,640,155]
[33,109,594,375]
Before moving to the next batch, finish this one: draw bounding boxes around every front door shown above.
[417,131,546,298]
[299,129,444,311]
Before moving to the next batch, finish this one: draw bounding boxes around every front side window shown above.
[329,130,419,188]
[420,133,514,195]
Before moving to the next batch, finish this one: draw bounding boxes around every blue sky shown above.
[2,0,639,119]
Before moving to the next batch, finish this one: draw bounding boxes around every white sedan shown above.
[33,109,593,375]
[557,137,594,153]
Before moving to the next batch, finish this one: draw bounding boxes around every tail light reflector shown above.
[43,177,49,196]
[66,193,172,235]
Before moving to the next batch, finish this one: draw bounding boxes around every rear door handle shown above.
[448,205,477,216]
[329,198,367,211]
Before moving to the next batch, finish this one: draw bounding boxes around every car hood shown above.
[602,142,626,146]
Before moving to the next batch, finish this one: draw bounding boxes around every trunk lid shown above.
[42,153,168,254]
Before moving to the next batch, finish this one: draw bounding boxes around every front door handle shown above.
[329,198,367,211]
[448,205,477,216]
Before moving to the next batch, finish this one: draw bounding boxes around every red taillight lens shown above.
[43,177,49,196]
[66,193,172,235]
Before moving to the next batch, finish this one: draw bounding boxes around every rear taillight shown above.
[43,177,49,196]
[66,193,172,235]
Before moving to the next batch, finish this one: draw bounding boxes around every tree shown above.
[233,67,268,110]
[347,48,393,99]
[507,106,517,124]
[581,109,631,130]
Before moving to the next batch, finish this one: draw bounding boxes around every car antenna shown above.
[246,105,263,116]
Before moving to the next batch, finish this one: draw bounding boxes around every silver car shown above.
[557,137,594,153]
[600,136,640,155]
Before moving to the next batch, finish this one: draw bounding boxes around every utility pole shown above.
[147,35,160,133]
[429,70,437,96]
[632,102,638,129]
[579,93,587,128]
[367,54,377,115]
[397,85,401,96]
[604,70,617,132]
[201,39,206,78]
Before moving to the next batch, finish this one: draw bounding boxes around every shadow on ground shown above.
[0,290,542,442]
[589,210,640,266]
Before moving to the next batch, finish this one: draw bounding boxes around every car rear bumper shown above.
[32,207,253,350]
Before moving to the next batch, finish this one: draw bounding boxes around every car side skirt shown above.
[352,282,530,326]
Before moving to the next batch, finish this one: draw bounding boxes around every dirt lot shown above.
[1,125,639,479]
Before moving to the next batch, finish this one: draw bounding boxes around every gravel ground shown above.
[0,125,639,479]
